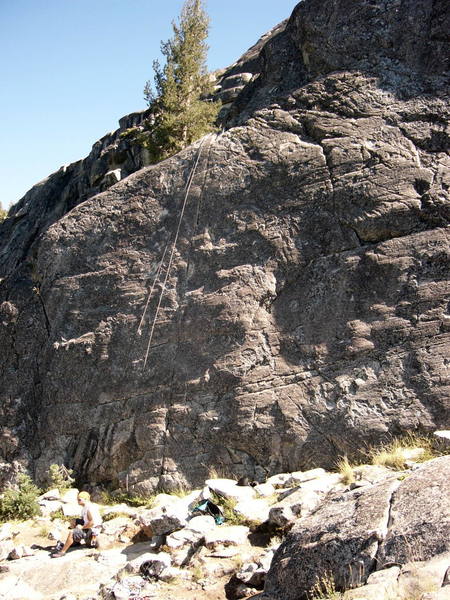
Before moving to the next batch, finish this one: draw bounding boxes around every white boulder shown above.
[254,482,276,497]
[205,478,256,502]
[234,498,271,523]
[204,525,249,548]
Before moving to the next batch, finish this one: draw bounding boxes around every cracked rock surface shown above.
[263,456,450,599]
[0,0,449,490]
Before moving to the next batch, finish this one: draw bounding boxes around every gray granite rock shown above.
[377,456,450,567]
[264,457,450,599]
[138,504,188,536]
[0,0,448,493]
[269,473,343,526]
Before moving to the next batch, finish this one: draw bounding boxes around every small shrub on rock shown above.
[49,508,65,521]
[0,473,41,522]
[47,464,75,491]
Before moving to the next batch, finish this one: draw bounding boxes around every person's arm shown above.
[82,508,94,529]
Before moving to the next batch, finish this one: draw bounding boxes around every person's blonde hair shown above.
[77,491,90,501]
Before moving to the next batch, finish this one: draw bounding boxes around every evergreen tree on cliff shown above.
[143,0,220,162]
[0,202,7,223]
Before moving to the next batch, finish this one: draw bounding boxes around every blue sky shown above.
[0,0,297,209]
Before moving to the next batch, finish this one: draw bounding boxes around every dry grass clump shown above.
[336,456,356,485]
[370,433,436,471]
[334,432,439,482]
[308,572,342,599]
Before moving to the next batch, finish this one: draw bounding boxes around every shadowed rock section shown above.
[0,0,449,490]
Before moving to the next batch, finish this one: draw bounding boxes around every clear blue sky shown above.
[0,0,297,209]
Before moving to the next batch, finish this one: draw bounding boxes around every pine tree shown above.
[143,0,220,162]
[0,202,7,223]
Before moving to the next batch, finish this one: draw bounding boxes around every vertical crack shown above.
[374,479,402,571]
[33,285,51,336]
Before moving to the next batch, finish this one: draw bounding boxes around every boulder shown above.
[285,469,327,487]
[170,544,197,567]
[235,583,260,599]
[106,582,131,600]
[266,474,291,489]
[60,489,79,504]
[138,489,206,537]
[237,561,266,587]
[159,565,191,582]
[62,503,81,517]
[166,527,203,549]
[206,479,256,502]
[138,502,188,536]
[264,457,450,599]
[38,499,64,516]
[166,515,216,552]
[433,431,450,453]
[48,528,64,541]
[344,566,400,600]
[265,477,401,597]
[268,473,344,526]
[39,488,61,501]
[186,515,216,533]
[396,552,450,600]
[101,516,135,538]
[1,547,122,599]
[237,549,277,588]
[139,552,172,578]
[204,525,250,549]
[235,498,271,523]
[101,504,139,519]
[377,457,450,566]
[254,483,276,498]
[125,551,170,574]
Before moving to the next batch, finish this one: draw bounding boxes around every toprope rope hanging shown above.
[136,239,170,336]
[140,132,217,369]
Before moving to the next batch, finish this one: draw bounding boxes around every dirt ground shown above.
[4,519,266,600]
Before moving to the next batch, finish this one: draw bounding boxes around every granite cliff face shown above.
[0,0,449,491]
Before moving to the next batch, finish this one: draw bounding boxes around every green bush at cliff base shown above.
[0,473,41,522]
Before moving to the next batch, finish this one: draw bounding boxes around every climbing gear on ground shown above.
[192,499,225,525]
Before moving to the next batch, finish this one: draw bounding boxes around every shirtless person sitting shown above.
[51,491,102,558]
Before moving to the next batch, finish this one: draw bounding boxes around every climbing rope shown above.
[141,132,216,369]
[137,240,169,336]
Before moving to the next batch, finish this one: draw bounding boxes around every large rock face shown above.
[0,0,448,490]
